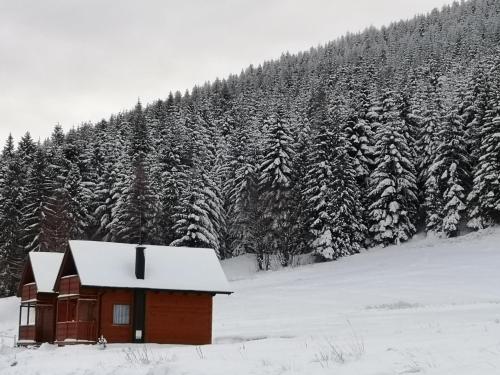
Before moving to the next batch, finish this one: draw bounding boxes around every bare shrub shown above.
[123,345,175,365]
[312,321,365,368]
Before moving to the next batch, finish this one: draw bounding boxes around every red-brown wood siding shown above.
[80,286,98,296]
[37,293,56,305]
[55,278,99,343]
[19,325,36,341]
[56,321,77,341]
[56,309,98,342]
[59,275,80,295]
[17,258,35,298]
[21,283,37,301]
[35,293,57,343]
[19,292,58,344]
[99,290,134,343]
[145,292,213,345]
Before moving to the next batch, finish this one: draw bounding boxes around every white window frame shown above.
[20,303,36,326]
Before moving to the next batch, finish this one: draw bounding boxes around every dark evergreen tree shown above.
[111,102,158,244]
[21,146,51,252]
[303,100,365,260]
[258,100,296,268]
[155,141,188,245]
[467,59,500,228]
[171,166,223,256]
[427,105,471,236]
[343,112,374,189]
[368,91,418,246]
[0,136,26,294]
[64,163,90,239]
[170,108,225,256]
[94,119,127,241]
[226,128,259,256]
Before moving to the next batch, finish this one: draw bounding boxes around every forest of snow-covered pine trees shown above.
[0,0,499,296]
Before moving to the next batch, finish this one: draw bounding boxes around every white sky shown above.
[0,0,455,145]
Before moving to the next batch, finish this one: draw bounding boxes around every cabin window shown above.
[113,304,130,325]
[20,304,36,326]
[28,305,36,325]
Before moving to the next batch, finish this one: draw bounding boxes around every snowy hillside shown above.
[1,228,500,374]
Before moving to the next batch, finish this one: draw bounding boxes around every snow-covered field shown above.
[1,228,500,374]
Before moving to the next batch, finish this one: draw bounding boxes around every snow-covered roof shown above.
[68,240,232,294]
[29,252,64,293]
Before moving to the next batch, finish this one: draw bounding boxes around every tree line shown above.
[1,0,499,295]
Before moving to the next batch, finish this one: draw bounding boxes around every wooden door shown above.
[37,305,55,343]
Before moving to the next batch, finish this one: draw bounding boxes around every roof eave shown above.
[80,283,233,295]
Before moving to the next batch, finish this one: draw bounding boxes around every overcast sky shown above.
[0,0,455,145]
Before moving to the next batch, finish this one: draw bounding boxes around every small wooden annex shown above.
[53,240,232,345]
[17,252,64,345]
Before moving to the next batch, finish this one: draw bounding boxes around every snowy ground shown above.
[1,228,500,374]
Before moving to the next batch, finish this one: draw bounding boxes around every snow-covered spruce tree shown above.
[461,60,490,169]
[33,125,77,253]
[108,154,132,242]
[111,102,158,244]
[35,163,89,252]
[51,123,65,148]
[41,188,72,252]
[467,59,500,228]
[170,165,223,256]
[257,100,296,268]
[63,163,90,240]
[80,122,105,239]
[423,173,442,233]
[207,156,227,256]
[93,118,127,241]
[399,91,419,163]
[0,135,26,294]
[342,103,375,241]
[171,169,211,248]
[195,95,230,255]
[368,90,418,246]
[113,161,157,244]
[8,133,37,249]
[288,101,312,257]
[200,98,227,254]
[223,88,265,258]
[415,73,444,230]
[303,100,365,260]
[154,137,188,245]
[70,126,102,240]
[21,146,51,252]
[170,108,225,257]
[0,262,15,297]
[365,86,383,135]
[426,105,471,237]
[40,139,71,252]
[225,128,259,256]
[442,163,468,236]
[148,96,192,246]
[17,132,37,173]
[343,110,374,190]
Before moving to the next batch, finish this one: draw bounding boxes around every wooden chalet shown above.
[17,252,64,345]
[53,240,232,345]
